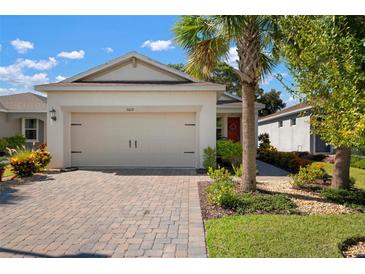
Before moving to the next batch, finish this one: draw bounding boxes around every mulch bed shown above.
[198,181,236,220]
[341,238,365,258]
[198,177,359,220]
[257,179,357,215]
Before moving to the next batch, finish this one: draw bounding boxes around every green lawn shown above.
[3,166,13,177]
[318,162,365,189]
[205,214,365,258]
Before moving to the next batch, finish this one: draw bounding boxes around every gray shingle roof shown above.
[0,92,47,112]
[258,102,311,122]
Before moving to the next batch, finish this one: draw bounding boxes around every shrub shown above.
[232,163,243,177]
[33,144,52,171]
[320,188,365,212]
[257,145,311,173]
[0,139,7,155]
[350,155,365,169]
[9,145,51,177]
[5,134,26,150]
[207,166,232,183]
[220,192,297,214]
[0,134,26,156]
[290,163,327,188]
[203,146,217,170]
[258,133,271,149]
[207,180,235,206]
[0,156,8,169]
[216,139,242,165]
[10,149,37,177]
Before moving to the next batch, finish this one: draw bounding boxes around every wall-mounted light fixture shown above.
[50,108,57,121]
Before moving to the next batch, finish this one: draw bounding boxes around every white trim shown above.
[22,118,39,142]
[61,52,195,83]
[35,83,225,92]
[258,106,312,123]
[4,110,47,113]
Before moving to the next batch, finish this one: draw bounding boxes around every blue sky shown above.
[0,16,296,105]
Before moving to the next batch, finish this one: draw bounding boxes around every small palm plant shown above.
[173,16,279,191]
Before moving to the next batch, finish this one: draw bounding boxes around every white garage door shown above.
[71,112,196,167]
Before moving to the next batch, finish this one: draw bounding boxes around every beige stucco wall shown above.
[84,60,184,82]
[0,112,46,147]
[0,112,21,138]
[47,90,217,169]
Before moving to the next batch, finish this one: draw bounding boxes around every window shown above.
[290,118,296,126]
[216,117,223,139]
[23,118,38,141]
[278,120,283,128]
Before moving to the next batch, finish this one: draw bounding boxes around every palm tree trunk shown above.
[331,146,351,189]
[236,20,260,192]
[240,83,257,192]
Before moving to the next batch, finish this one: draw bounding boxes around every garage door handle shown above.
[129,140,131,148]
[135,140,137,148]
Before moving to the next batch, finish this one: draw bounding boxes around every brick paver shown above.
[0,169,207,258]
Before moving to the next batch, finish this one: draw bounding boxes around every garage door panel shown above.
[71,112,196,167]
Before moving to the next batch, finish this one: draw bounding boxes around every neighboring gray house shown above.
[258,103,332,154]
[0,92,47,148]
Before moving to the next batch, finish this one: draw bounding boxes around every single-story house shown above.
[35,52,263,169]
[0,92,47,148]
[258,103,333,154]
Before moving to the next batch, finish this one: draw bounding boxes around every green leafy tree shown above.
[278,16,365,189]
[168,63,186,72]
[173,16,279,191]
[169,63,285,117]
[256,88,286,116]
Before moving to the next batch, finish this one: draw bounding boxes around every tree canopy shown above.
[256,88,286,116]
[278,16,365,150]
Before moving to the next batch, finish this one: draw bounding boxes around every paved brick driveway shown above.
[0,169,206,258]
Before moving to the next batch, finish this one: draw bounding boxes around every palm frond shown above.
[173,16,231,79]
[173,16,280,81]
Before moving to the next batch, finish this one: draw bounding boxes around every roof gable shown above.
[0,92,47,112]
[218,92,242,103]
[63,52,194,83]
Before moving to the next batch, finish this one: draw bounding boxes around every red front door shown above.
[227,117,240,142]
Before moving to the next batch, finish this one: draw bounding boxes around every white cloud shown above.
[227,47,238,68]
[0,57,56,90]
[57,50,85,59]
[261,72,288,86]
[0,87,18,96]
[141,40,174,51]
[16,57,57,70]
[11,38,34,54]
[285,95,299,107]
[261,74,274,86]
[102,47,113,53]
[56,75,66,82]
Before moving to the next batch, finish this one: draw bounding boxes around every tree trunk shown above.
[236,19,260,192]
[331,146,351,189]
[240,83,257,192]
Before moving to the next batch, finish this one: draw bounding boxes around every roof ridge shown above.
[258,102,310,121]
[60,51,196,84]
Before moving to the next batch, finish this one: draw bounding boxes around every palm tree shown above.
[173,16,278,192]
